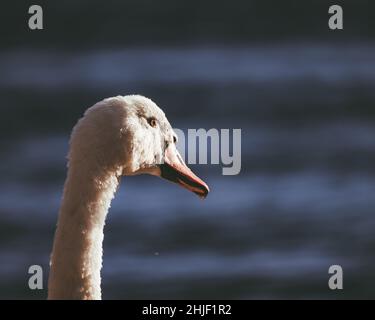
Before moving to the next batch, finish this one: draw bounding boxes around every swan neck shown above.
[48,162,120,300]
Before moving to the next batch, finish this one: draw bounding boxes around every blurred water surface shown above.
[0,44,375,299]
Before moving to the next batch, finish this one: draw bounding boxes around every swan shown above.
[48,95,209,300]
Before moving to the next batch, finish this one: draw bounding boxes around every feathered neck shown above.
[48,157,120,300]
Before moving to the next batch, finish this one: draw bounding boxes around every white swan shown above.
[48,95,209,300]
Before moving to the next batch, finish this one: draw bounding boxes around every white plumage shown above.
[48,95,209,299]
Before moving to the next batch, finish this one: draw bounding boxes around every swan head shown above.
[70,95,209,198]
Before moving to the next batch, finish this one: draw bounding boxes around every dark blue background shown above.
[0,1,374,299]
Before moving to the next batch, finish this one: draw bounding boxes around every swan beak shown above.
[160,145,210,199]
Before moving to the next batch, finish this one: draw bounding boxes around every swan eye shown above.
[147,117,157,128]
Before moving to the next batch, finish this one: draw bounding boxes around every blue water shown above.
[1,44,375,299]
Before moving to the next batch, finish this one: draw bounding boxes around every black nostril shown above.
[173,135,177,143]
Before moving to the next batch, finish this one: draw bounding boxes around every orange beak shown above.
[159,144,209,199]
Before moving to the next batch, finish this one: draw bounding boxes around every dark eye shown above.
[147,117,157,128]
[173,135,177,143]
